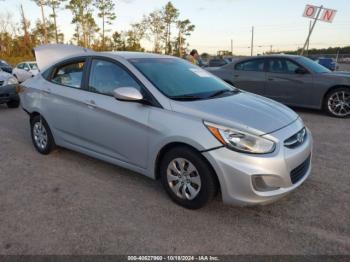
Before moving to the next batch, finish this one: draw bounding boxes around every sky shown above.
[1,0,350,55]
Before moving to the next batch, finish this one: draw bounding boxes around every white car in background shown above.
[12,61,39,82]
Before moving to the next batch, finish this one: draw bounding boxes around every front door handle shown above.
[234,74,239,78]
[84,99,96,109]
[42,88,51,94]
[268,78,275,81]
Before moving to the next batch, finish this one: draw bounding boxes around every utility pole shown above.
[270,45,273,53]
[300,5,323,56]
[250,26,254,56]
[306,20,312,55]
[230,39,233,55]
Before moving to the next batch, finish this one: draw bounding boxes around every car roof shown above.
[103,51,175,60]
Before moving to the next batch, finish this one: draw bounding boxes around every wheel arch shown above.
[323,85,350,106]
[154,142,220,192]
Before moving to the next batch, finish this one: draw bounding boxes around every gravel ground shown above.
[0,106,349,255]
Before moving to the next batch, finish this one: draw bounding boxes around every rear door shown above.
[265,58,314,106]
[40,57,92,145]
[232,58,267,95]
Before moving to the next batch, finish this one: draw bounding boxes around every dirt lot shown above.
[0,106,349,255]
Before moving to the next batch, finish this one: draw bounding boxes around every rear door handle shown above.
[268,78,275,81]
[234,74,239,78]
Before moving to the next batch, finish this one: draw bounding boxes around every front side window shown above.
[23,63,30,71]
[235,59,265,72]
[51,61,85,88]
[130,58,234,99]
[268,58,301,74]
[89,59,141,96]
[29,63,38,70]
[17,63,24,69]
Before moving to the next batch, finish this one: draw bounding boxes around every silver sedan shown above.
[208,55,350,118]
[20,45,312,209]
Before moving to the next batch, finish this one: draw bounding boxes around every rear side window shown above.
[88,59,141,96]
[235,59,265,72]
[51,61,85,89]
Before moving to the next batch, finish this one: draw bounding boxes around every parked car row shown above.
[0,59,39,82]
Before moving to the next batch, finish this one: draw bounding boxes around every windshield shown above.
[29,63,38,70]
[296,56,331,73]
[129,58,235,100]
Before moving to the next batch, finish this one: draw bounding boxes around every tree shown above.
[93,0,116,50]
[46,0,66,43]
[162,1,179,54]
[145,10,164,53]
[32,19,57,44]
[124,22,147,51]
[32,0,48,44]
[66,0,96,48]
[175,19,195,57]
[112,31,126,50]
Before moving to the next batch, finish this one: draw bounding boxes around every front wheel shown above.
[30,115,56,154]
[324,88,350,118]
[160,146,218,209]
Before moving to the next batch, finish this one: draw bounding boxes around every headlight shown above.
[4,77,18,85]
[204,121,276,154]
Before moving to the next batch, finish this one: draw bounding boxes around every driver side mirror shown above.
[295,68,308,74]
[113,87,143,102]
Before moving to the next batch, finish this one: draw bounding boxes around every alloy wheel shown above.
[33,121,48,150]
[328,90,350,117]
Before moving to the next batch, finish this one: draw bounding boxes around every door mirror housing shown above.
[113,87,143,102]
[295,68,308,74]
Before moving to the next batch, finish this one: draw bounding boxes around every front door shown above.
[265,58,314,106]
[40,58,91,146]
[78,58,151,168]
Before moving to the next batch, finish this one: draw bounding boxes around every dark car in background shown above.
[0,60,13,74]
[0,68,20,108]
[315,57,336,71]
[205,58,229,69]
[208,55,350,118]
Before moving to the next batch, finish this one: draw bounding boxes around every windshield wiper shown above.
[169,95,204,101]
[208,89,239,98]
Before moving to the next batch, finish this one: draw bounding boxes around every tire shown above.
[30,115,56,154]
[6,100,20,108]
[324,87,350,118]
[160,146,218,209]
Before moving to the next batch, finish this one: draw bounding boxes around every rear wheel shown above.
[324,87,350,118]
[160,146,218,209]
[6,100,19,108]
[30,115,55,154]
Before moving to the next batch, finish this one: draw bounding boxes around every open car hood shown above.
[33,44,94,71]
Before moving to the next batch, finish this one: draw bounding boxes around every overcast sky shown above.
[2,0,350,55]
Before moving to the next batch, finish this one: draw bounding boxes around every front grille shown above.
[290,155,311,184]
[0,81,3,86]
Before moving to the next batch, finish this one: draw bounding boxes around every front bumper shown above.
[203,119,313,206]
[0,84,19,104]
